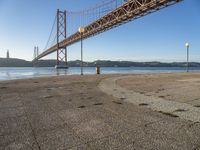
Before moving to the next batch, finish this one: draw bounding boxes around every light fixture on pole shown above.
[78,27,85,75]
[185,42,190,72]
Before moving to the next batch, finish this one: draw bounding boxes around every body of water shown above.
[0,67,200,81]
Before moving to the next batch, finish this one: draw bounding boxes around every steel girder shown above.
[33,0,182,61]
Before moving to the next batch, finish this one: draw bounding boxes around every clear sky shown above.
[0,0,199,62]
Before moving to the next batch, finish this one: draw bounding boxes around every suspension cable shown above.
[43,14,57,51]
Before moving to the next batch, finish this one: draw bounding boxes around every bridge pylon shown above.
[33,46,39,67]
[55,9,68,69]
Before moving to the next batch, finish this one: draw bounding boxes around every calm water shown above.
[0,67,200,81]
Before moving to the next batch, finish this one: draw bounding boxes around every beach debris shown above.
[87,96,93,99]
[46,87,56,91]
[194,105,200,108]
[0,86,7,89]
[158,95,165,98]
[42,95,53,99]
[78,105,86,108]
[139,103,149,106]
[112,101,122,105]
[158,111,179,118]
[174,109,187,112]
[96,66,100,75]
[93,103,103,106]
[158,88,165,91]
[120,97,126,100]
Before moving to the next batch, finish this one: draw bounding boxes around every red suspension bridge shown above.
[33,0,183,67]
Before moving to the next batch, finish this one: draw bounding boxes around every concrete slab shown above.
[99,76,200,122]
[0,131,39,150]
[0,107,25,120]
[35,126,82,150]
[58,108,115,141]
[0,116,29,136]
[1,74,200,149]
[27,110,65,133]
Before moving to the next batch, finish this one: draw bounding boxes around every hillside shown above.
[0,58,200,67]
[0,58,32,67]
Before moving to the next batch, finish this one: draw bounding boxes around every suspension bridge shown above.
[33,0,183,68]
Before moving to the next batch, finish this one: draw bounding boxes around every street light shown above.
[79,27,85,75]
[185,42,190,72]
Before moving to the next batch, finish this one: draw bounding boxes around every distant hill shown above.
[0,58,32,67]
[0,58,200,67]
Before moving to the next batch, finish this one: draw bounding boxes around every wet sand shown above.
[0,73,200,150]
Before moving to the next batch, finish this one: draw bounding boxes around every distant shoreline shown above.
[0,66,197,67]
[1,57,200,67]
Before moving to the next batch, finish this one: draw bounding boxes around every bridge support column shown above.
[56,9,68,69]
[33,46,39,67]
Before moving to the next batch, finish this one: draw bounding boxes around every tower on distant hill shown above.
[6,50,10,59]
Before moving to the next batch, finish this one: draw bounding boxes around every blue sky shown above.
[0,0,199,62]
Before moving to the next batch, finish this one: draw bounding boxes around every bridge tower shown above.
[55,9,68,69]
[6,50,10,59]
[33,46,39,67]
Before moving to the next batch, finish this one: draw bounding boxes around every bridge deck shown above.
[33,0,182,61]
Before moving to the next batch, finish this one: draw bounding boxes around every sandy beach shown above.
[0,73,200,150]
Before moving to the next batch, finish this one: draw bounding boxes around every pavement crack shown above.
[22,106,41,150]
[45,101,86,147]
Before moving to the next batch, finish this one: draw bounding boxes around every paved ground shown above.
[117,73,200,105]
[99,74,200,122]
[0,74,200,150]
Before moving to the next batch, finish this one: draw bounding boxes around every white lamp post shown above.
[78,27,85,75]
[185,42,190,72]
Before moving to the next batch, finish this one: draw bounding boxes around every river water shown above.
[0,67,200,81]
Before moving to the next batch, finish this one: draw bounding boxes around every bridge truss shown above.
[33,0,182,62]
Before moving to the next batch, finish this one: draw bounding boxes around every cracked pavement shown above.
[0,74,200,150]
